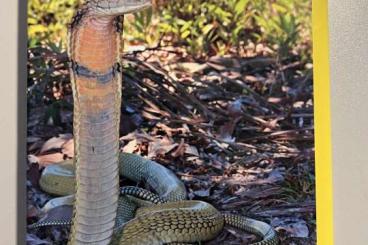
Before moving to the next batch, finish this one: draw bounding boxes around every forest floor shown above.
[26,45,316,245]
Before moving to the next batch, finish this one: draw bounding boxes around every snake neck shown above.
[68,9,122,245]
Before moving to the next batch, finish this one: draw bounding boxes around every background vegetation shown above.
[28,0,311,60]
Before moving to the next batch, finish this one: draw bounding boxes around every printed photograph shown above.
[26,0,314,244]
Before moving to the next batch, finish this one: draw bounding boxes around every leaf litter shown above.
[27,44,315,244]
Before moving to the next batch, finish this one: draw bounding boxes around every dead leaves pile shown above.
[27,46,316,244]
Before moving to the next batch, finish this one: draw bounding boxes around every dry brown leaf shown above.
[27,136,42,144]
[29,153,65,167]
[123,139,138,153]
[27,205,40,219]
[28,140,45,152]
[61,139,74,157]
[142,110,162,120]
[193,189,210,197]
[121,131,155,147]
[185,145,199,156]
[217,118,241,143]
[40,134,73,153]
[148,136,177,158]
[165,62,208,74]
[28,155,39,164]
[27,163,41,186]
[171,138,186,158]
[156,123,190,137]
[272,218,309,238]
[207,55,241,70]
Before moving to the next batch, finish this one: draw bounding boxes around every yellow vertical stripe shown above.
[312,1,334,244]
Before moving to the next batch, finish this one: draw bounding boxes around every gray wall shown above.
[329,0,368,244]
[0,1,20,244]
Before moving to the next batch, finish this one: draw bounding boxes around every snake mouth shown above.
[90,0,152,16]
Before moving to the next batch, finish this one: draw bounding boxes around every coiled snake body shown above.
[34,1,279,244]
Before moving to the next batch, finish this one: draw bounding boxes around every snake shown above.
[31,0,279,244]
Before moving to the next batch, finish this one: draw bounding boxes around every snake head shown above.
[88,0,152,16]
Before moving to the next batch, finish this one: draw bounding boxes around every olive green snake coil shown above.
[35,153,278,245]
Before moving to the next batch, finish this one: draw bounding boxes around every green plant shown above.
[124,8,161,46]
[28,0,80,48]
[252,0,311,60]
[27,0,312,60]
[157,0,254,56]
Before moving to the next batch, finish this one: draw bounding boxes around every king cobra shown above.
[32,1,279,244]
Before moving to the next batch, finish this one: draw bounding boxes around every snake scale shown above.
[33,1,279,244]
